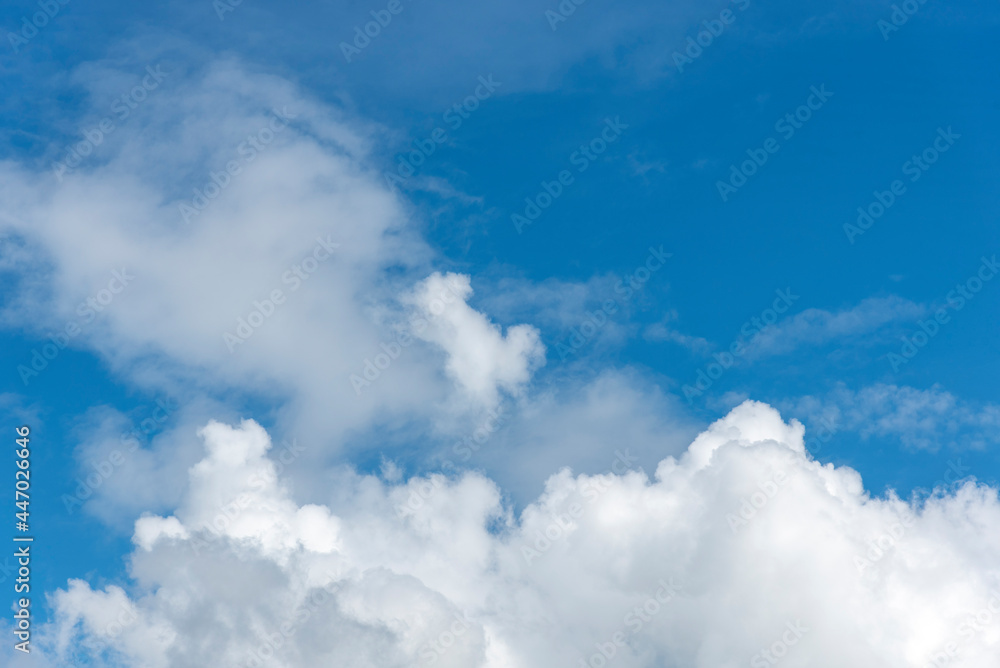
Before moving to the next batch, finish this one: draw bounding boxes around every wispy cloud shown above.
[785,382,1000,452]
[643,311,712,354]
[745,295,926,358]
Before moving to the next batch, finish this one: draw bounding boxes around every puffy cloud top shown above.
[408,272,546,408]
[45,402,1000,668]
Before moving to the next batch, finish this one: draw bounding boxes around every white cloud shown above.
[0,58,550,522]
[42,403,1000,667]
[8,49,999,668]
[61,396,237,527]
[0,58,452,448]
[745,295,926,358]
[408,272,545,408]
[464,368,701,503]
[787,382,1000,452]
[643,310,712,354]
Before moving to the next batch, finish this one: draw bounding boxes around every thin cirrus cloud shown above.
[787,382,1000,453]
[19,402,1000,668]
[643,312,713,354]
[639,295,923,362]
[741,295,927,359]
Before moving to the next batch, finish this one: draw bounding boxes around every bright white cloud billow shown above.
[407,272,546,408]
[37,403,1000,668]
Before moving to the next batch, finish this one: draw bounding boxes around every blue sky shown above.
[1,0,999,666]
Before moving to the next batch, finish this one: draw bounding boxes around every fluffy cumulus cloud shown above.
[40,403,1000,668]
[407,272,545,408]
